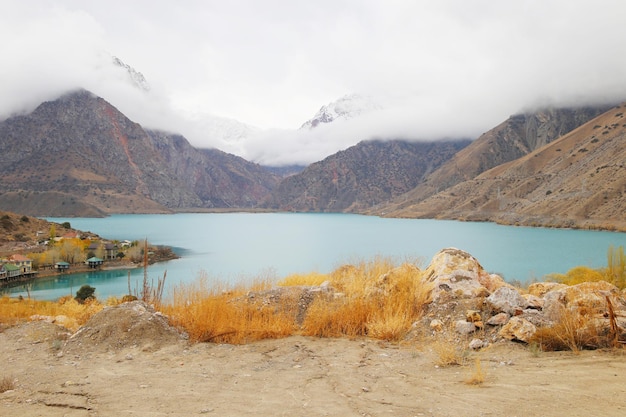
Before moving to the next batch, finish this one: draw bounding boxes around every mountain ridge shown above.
[0,89,280,216]
[380,104,626,230]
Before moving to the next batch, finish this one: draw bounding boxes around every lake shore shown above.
[0,246,179,291]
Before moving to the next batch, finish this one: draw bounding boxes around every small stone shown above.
[469,338,486,350]
[455,320,476,335]
[487,312,510,326]
[430,319,444,332]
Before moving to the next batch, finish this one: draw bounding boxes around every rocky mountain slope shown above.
[373,105,614,212]
[263,139,471,212]
[385,104,626,230]
[0,90,279,216]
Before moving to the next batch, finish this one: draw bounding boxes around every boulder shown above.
[522,294,544,310]
[499,317,536,343]
[479,273,511,293]
[543,281,621,320]
[486,286,529,315]
[423,248,495,301]
[528,282,567,297]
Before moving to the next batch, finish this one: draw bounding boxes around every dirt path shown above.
[1,321,625,416]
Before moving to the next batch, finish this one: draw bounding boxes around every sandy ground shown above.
[1,321,625,417]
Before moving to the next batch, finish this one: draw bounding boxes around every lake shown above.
[6,213,626,301]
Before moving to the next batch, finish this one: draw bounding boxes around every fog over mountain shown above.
[2,1,626,165]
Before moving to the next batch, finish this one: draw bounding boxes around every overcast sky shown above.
[2,0,626,165]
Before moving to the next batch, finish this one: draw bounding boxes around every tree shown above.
[48,224,56,246]
[59,239,84,264]
[75,285,96,303]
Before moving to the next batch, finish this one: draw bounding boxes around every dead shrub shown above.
[464,358,486,385]
[530,305,604,352]
[0,376,15,393]
[432,338,466,366]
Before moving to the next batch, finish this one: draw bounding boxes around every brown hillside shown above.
[389,104,626,230]
[374,105,612,214]
[263,139,470,212]
[0,90,280,217]
[0,210,99,255]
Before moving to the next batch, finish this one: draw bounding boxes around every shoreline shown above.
[0,248,178,291]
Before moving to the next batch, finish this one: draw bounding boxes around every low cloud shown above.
[2,1,626,166]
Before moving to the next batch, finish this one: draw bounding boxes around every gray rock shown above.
[469,338,487,350]
[486,286,529,315]
[455,320,476,335]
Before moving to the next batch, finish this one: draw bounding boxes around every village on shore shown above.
[0,228,178,290]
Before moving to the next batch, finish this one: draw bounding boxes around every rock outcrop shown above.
[420,248,626,349]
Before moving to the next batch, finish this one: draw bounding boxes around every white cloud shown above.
[2,0,626,165]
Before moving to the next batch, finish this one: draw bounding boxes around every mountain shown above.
[263,139,471,212]
[145,130,280,208]
[112,56,151,92]
[383,104,626,230]
[373,104,614,214]
[0,90,280,216]
[299,94,383,129]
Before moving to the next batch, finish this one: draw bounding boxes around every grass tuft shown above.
[529,305,602,352]
[432,338,466,366]
[0,376,15,393]
[464,358,486,385]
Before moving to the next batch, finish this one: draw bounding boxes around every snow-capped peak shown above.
[112,56,151,92]
[300,93,384,129]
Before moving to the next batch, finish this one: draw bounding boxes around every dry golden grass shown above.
[278,272,329,286]
[163,258,431,343]
[302,259,431,341]
[464,358,486,385]
[0,258,432,344]
[0,295,104,331]
[163,277,295,344]
[432,338,466,366]
[0,376,15,393]
[529,305,604,352]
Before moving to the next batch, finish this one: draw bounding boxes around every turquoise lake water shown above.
[6,213,626,301]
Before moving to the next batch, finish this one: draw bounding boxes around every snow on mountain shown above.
[299,94,384,129]
[112,56,151,92]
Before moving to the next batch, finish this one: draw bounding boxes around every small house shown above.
[104,243,117,260]
[86,257,103,268]
[55,261,70,272]
[3,263,21,279]
[9,254,33,274]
